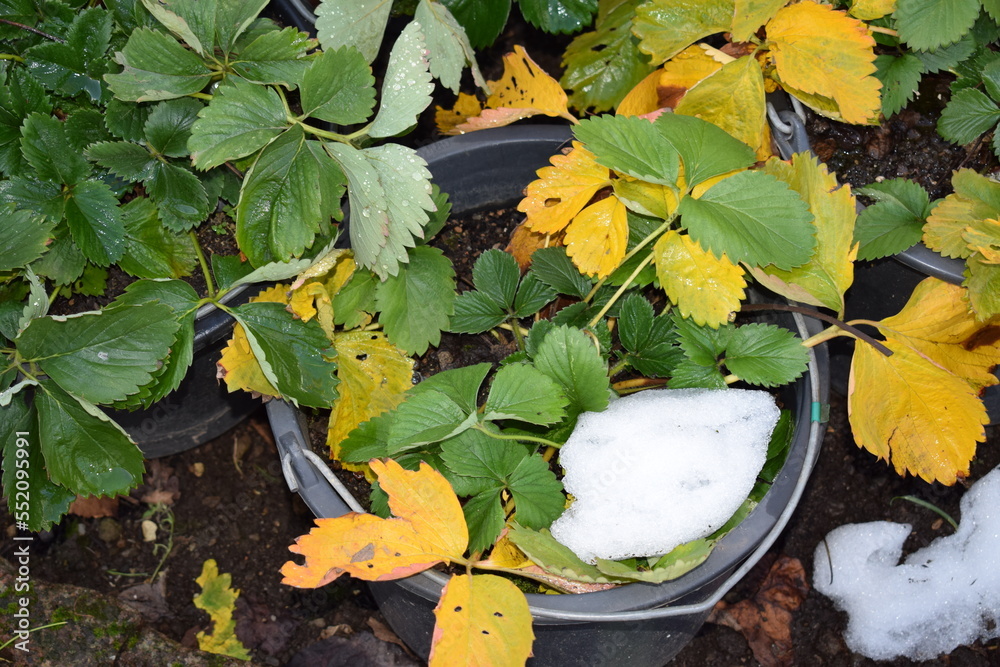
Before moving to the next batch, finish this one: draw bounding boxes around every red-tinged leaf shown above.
[429,574,534,667]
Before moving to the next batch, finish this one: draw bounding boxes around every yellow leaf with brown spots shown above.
[848,339,986,484]
[435,92,483,134]
[281,460,468,587]
[327,331,414,468]
[654,229,746,328]
[565,196,629,278]
[518,142,611,235]
[429,574,534,667]
[675,55,769,155]
[617,45,724,116]
[766,0,881,125]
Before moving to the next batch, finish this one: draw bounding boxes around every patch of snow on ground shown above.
[814,466,1000,661]
[549,388,780,564]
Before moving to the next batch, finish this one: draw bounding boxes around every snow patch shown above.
[814,466,1000,661]
[550,388,780,564]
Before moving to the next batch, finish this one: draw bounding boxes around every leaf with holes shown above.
[519,142,611,235]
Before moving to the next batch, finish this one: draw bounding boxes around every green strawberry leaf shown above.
[938,87,1000,145]
[723,323,808,387]
[0,69,50,177]
[473,248,520,310]
[315,0,392,64]
[144,97,203,157]
[462,488,507,555]
[483,363,568,425]
[29,226,86,285]
[440,427,529,481]
[519,0,597,34]
[894,0,979,51]
[147,162,210,232]
[438,0,510,48]
[450,290,508,334]
[529,246,594,298]
[416,0,486,93]
[104,97,151,143]
[655,113,756,188]
[672,314,731,365]
[506,452,564,529]
[667,358,727,389]
[231,26,314,87]
[561,1,652,113]
[387,387,479,452]
[1,395,76,531]
[34,378,145,500]
[507,524,626,584]
[332,269,378,329]
[855,178,931,260]
[533,324,610,417]
[299,47,376,125]
[375,245,456,355]
[21,112,90,185]
[189,77,288,170]
[24,6,112,102]
[874,53,924,118]
[230,301,339,408]
[17,302,179,404]
[117,197,197,279]
[596,538,715,583]
[573,114,680,185]
[86,141,158,181]
[618,294,683,377]
[211,254,254,291]
[64,179,126,266]
[369,21,434,139]
[679,170,816,270]
[105,27,214,102]
[513,272,558,318]
[412,362,491,414]
[0,204,55,271]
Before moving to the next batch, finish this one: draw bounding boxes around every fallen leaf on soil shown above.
[233,597,296,657]
[119,575,170,622]
[193,559,251,661]
[136,460,181,506]
[707,555,809,667]
[368,616,414,657]
[69,495,119,518]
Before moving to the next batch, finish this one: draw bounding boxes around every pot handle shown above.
[267,399,363,518]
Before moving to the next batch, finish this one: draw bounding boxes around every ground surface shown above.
[4,6,1000,666]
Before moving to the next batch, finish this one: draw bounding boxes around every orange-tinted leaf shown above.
[767,1,881,125]
[448,46,575,134]
[849,0,896,20]
[281,460,468,587]
[217,284,290,397]
[877,278,1000,392]
[429,574,534,667]
[564,196,629,278]
[327,331,414,469]
[518,142,612,235]
[633,0,735,63]
[435,92,483,134]
[848,339,986,484]
[750,153,856,313]
[506,222,560,271]
[617,45,724,116]
[654,229,746,328]
[676,55,769,155]
[732,0,787,41]
[616,68,666,117]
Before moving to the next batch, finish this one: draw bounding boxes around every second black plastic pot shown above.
[268,126,830,666]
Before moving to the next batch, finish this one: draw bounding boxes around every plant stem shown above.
[868,25,898,37]
[0,18,65,42]
[473,562,577,594]
[497,322,530,338]
[473,423,562,450]
[0,53,24,62]
[612,377,668,393]
[587,253,654,328]
[189,231,216,299]
[0,622,68,652]
[739,303,893,357]
[608,360,629,378]
[299,120,355,143]
[186,92,213,101]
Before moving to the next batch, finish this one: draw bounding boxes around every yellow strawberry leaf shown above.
[616,67,666,117]
[849,0,896,21]
[613,176,680,219]
[327,331,414,465]
[481,532,533,569]
[281,460,468,588]
[518,142,612,235]
[633,0,735,63]
[732,0,787,41]
[429,574,534,667]
[435,92,484,134]
[967,255,1000,320]
[653,229,746,328]
[766,0,881,125]
[750,153,857,313]
[772,81,847,123]
[216,284,291,397]
[675,54,769,155]
[963,218,1000,263]
[290,248,354,291]
[617,45,725,116]
[925,169,1000,259]
[289,281,333,338]
[848,339,986,484]
[565,196,629,278]
[194,559,251,661]
[877,278,1000,389]
[448,46,576,134]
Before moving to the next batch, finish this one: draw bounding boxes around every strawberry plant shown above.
[0,0,481,531]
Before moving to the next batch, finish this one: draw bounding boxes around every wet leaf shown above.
[429,574,534,667]
[189,78,287,170]
[104,27,213,101]
[519,0,597,33]
[194,559,251,661]
[369,22,434,139]
[281,459,468,587]
[315,0,391,64]
[573,113,680,185]
[750,153,858,313]
[564,195,628,278]
[217,284,287,398]
[438,0,510,48]
[0,204,54,271]
[417,0,486,94]
[653,229,746,328]
[519,142,611,235]
[767,1,881,125]
[850,0,896,20]
[633,0,733,63]
[299,47,376,125]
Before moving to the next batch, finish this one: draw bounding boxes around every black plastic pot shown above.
[106,287,260,458]
[770,103,1000,424]
[268,0,317,33]
[267,126,830,665]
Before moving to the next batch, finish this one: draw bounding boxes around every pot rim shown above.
[267,125,830,622]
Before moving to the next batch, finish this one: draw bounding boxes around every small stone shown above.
[141,520,157,542]
[190,462,205,477]
[97,518,122,544]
